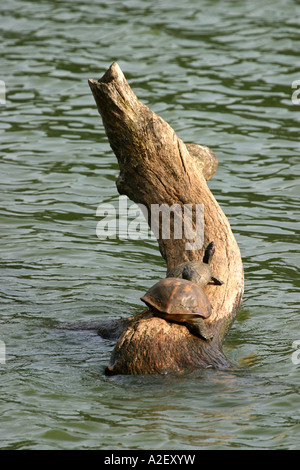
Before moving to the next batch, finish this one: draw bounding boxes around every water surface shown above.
[0,0,300,450]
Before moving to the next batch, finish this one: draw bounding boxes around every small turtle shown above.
[141,277,213,340]
[167,241,224,287]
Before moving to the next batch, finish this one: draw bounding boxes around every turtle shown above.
[140,276,213,340]
[166,241,224,287]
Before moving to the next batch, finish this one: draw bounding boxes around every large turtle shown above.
[141,275,213,340]
[167,241,224,287]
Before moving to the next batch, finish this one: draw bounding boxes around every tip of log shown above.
[88,62,124,90]
[101,62,123,82]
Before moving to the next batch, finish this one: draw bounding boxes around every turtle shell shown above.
[141,277,211,321]
[167,260,212,287]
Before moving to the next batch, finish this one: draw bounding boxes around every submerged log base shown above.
[89,63,244,375]
[105,314,231,376]
[53,318,133,341]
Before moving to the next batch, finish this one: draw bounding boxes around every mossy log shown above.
[88,62,244,375]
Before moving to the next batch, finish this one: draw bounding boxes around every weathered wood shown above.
[185,143,218,182]
[88,62,244,375]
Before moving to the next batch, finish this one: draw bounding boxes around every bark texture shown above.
[88,62,244,375]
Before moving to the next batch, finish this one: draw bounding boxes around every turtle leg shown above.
[211,276,224,285]
[185,319,214,341]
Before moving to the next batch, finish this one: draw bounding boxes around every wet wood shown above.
[88,62,244,375]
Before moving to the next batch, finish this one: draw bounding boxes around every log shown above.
[88,63,244,375]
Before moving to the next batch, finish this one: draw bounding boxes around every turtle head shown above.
[203,241,215,264]
[182,265,202,284]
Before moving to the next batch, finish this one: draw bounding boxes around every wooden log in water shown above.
[88,62,244,375]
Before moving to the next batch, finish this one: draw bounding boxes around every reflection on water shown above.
[0,0,299,450]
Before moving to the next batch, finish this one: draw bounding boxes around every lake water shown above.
[0,0,299,450]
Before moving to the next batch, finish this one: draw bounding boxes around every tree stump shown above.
[88,63,244,375]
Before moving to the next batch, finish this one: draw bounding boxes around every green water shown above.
[0,0,299,450]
